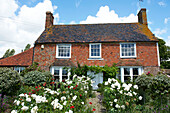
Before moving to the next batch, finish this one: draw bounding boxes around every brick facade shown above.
[34,42,159,74]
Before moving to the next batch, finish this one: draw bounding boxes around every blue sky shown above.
[0,0,169,57]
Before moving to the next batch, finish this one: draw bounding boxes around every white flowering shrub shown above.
[11,75,96,113]
[103,78,142,112]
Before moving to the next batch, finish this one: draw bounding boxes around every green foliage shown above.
[160,61,170,69]
[24,44,31,51]
[2,49,15,58]
[0,68,21,96]
[12,75,95,112]
[103,78,142,112]
[23,71,50,86]
[20,62,44,77]
[158,38,170,69]
[135,74,170,109]
[69,62,118,81]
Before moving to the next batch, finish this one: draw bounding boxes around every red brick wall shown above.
[34,44,56,71]
[33,42,159,71]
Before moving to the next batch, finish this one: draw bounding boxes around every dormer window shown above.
[89,43,101,58]
[56,44,71,58]
[120,43,136,58]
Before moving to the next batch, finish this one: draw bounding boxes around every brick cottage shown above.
[0,8,160,87]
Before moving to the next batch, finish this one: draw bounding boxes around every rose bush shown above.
[103,78,142,112]
[12,75,96,113]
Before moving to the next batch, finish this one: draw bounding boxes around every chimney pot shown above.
[137,8,148,25]
[45,11,54,28]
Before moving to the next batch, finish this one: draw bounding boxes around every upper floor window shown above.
[89,43,101,58]
[56,44,71,58]
[120,43,136,58]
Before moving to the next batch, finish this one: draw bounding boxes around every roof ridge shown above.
[53,22,139,26]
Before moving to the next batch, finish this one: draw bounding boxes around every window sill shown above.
[88,58,104,60]
[120,56,137,59]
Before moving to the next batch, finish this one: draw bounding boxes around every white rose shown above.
[26,98,31,102]
[81,102,84,104]
[121,105,125,109]
[139,96,142,100]
[134,85,138,89]
[11,110,17,113]
[114,99,117,102]
[63,101,67,105]
[21,106,29,111]
[105,81,108,85]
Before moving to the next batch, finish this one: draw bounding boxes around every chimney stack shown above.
[137,8,147,25]
[45,11,54,28]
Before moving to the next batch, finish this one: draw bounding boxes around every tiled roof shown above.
[0,48,33,66]
[35,23,158,44]
[51,59,76,67]
[116,59,142,66]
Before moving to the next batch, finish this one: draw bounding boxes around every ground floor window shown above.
[50,66,70,82]
[14,67,25,73]
[117,66,143,82]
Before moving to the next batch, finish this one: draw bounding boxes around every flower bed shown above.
[11,75,96,113]
[103,78,142,112]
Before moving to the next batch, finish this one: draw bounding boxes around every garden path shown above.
[87,92,106,113]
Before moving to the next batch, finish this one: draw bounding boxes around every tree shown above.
[158,38,170,69]
[2,49,15,58]
[24,44,31,51]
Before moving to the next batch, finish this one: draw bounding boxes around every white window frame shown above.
[14,67,25,73]
[120,43,137,58]
[56,44,71,58]
[50,66,71,82]
[89,43,102,58]
[117,66,143,82]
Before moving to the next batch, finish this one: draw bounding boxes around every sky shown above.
[0,0,169,57]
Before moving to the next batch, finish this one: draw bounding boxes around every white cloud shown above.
[70,21,76,24]
[75,0,82,8]
[0,0,59,57]
[158,1,166,7]
[153,28,167,36]
[80,6,138,24]
[166,36,170,46]
[164,17,170,24]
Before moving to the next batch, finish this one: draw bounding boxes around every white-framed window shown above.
[89,43,101,58]
[56,44,71,58]
[50,66,71,82]
[117,66,143,82]
[14,67,25,73]
[120,43,136,58]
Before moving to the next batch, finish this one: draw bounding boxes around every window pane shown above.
[54,70,59,76]
[58,45,70,57]
[133,68,139,75]
[62,69,68,76]
[90,44,100,57]
[124,68,130,75]
[124,76,131,82]
[121,44,135,57]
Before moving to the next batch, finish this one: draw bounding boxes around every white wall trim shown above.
[156,42,160,66]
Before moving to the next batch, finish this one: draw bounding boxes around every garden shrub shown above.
[12,75,96,113]
[103,78,142,112]
[20,62,44,77]
[0,68,21,96]
[135,74,170,109]
[23,71,48,86]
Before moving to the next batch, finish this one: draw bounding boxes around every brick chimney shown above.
[137,8,147,25]
[45,11,54,28]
